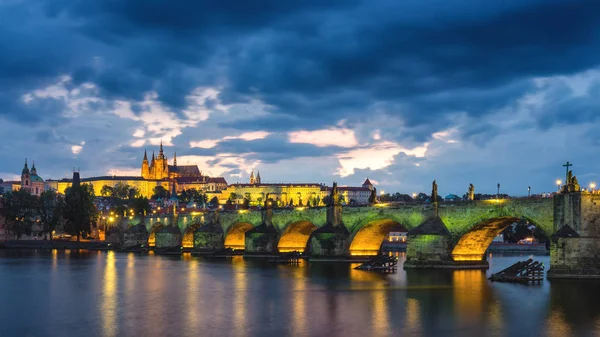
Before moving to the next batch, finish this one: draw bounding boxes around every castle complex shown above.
[7,148,374,205]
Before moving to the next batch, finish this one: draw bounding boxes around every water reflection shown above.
[101,251,117,337]
[1,251,600,337]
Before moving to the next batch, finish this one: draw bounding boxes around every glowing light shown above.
[108,217,114,222]
[380,190,385,195]
[374,203,388,207]
[412,193,417,198]
[483,199,505,204]
[295,207,305,211]
[556,179,562,186]
[191,212,201,216]
[590,182,596,190]
[237,209,248,214]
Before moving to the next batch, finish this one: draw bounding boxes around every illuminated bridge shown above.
[118,189,600,277]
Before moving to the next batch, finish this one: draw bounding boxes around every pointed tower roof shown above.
[22,158,30,175]
[143,149,148,161]
[151,151,155,162]
[169,182,178,201]
[173,151,177,166]
[363,178,373,186]
[256,170,261,183]
[31,160,37,175]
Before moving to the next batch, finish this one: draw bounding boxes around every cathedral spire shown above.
[250,169,255,184]
[31,160,37,175]
[143,149,148,161]
[22,158,30,175]
[173,151,177,166]
[151,151,155,163]
[256,170,261,184]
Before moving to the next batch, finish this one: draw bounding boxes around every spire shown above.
[22,158,30,175]
[250,169,255,184]
[143,149,148,161]
[151,151,155,163]
[173,151,177,166]
[256,170,261,184]
[31,160,37,175]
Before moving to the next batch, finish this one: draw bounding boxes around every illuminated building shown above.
[12,159,45,196]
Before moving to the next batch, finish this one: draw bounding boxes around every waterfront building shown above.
[219,173,373,206]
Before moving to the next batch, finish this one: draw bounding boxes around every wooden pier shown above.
[354,255,398,273]
[489,259,544,283]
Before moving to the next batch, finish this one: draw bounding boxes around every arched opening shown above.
[182,223,203,249]
[148,223,165,247]
[277,221,318,253]
[224,222,254,250]
[349,219,407,256]
[452,216,536,261]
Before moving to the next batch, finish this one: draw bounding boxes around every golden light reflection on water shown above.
[232,256,247,337]
[453,270,486,325]
[371,290,389,337]
[545,307,572,337]
[406,298,421,332]
[125,253,135,294]
[186,257,199,330]
[101,251,117,337]
[290,266,308,337]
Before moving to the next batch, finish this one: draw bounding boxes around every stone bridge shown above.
[116,191,600,277]
[123,197,554,260]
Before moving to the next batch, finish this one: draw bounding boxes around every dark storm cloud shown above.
[2,0,600,163]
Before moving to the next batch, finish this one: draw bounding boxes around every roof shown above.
[168,165,201,176]
[323,186,371,192]
[363,178,373,186]
[207,177,227,184]
[48,176,167,183]
[30,174,44,183]
[177,176,208,183]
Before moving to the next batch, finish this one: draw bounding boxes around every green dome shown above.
[30,174,44,183]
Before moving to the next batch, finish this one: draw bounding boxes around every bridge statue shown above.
[468,183,475,201]
[563,170,581,193]
[431,180,438,203]
[330,182,340,206]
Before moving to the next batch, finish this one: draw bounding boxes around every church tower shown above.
[256,170,261,184]
[21,158,30,192]
[154,141,169,179]
[141,150,150,179]
[250,169,256,184]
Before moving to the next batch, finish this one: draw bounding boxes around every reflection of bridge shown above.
[117,191,600,278]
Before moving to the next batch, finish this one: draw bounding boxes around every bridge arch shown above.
[148,222,165,247]
[451,216,547,261]
[224,222,255,250]
[182,223,203,249]
[348,218,408,256]
[277,221,318,253]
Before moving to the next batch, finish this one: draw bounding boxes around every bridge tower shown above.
[548,174,600,278]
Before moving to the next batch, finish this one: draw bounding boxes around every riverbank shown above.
[0,240,112,250]
[486,242,548,254]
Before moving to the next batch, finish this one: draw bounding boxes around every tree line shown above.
[1,184,97,241]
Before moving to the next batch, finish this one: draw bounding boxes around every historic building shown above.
[12,159,45,196]
[218,171,374,206]
[45,145,227,198]
[141,142,202,180]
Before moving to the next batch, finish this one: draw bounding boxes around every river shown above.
[0,250,598,337]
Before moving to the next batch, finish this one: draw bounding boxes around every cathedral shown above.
[141,142,202,180]
[13,159,45,196]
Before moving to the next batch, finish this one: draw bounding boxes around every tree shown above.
[229,193,238,204]
[152,185,169,200]
[416,193,429,202]
[242,197,250,209]
[112,182,130,199]
[100,185,114,197]
[63,183,97,242]
[322,195,330,206]
[129,197,151,217]
[209,196,219,206]
[256,196,263,207]
[128,187,140,200]
[1,189,37,239]
[38,190,64,241]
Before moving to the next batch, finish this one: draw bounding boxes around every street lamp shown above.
[412,192,417,199]
[528,186,531,197]
[497,183,500,199]
[556,179,562,191]
[590,182,596,193]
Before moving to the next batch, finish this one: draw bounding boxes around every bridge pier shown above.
[155,225,182,251]
[123,223,148,249]
[193,226,224,252]
[244,225,278,255]
[548,192,600,278]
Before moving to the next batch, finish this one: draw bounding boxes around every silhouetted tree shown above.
[38,190,64,241]
[63,184,97,242]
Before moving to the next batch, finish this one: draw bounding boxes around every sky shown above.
[1,0,600,196]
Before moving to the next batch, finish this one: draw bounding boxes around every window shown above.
[25,180,29,186]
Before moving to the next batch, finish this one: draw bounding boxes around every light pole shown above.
[497,183,500,199]
[590,182,596,194]
[556,179,562,192]
[528,186,531,197]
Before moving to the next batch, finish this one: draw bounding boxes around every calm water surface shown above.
[0,250,599,337]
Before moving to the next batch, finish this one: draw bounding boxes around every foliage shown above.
[322,195,330,206]
[209,196,219,206]
[112,182,130,199]
[128,187,140,200]
[152,185,169,200]
[242,197,250,209]
[37,190,64,240]
[368,188,377,204]
[129,197,151,216]
[100,185,114,197]
[63,183,97,241]
[0,189,38,239]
